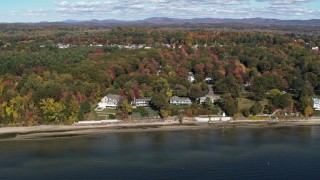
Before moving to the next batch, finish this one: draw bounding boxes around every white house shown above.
[98,94,122,109]
[57,43,71,49]
[132,98,151,108]
[312,46,319,51]
[313,98,320,110]
[199,96,215,104]
[170,96,192,105]
[188,72,195,83]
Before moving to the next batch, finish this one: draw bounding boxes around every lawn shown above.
[101,108,118,114]
[170,104,192,109]
[132,108,159,119]
[86,103,119,120]
[313,110,320,117]
[237,97,268,111]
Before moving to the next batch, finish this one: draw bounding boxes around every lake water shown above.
[1,126,320,180]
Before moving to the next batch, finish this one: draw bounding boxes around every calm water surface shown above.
[1,127,320,180]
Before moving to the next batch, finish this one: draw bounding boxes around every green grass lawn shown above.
[313,110,320,117]
[132,112,143,119]
[101,108,118,114]
[86,103,119,120]
[132,108,159,119]
[170,104,192,109]
[148,108,159,117]
[237,97,268,111]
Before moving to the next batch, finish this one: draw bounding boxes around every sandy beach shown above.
[1,119,320,141]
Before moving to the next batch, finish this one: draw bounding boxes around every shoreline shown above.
[1,119,320,141]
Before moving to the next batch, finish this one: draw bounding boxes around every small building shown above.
[57,43,71,49]
[199,96,215,104]
[98,94,121,109]
[243,81,251,88]
[204,77,213,84]
[170,96,192,105]
[90,42,103,47]
[313,98,320,110]
[312,46,319,51]
[132,98,151,108]
[188,72,195,83]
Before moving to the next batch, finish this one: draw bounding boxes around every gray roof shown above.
[200,96,215,99]
[313,98,320,103]
[200,97,207,101]
[170,96,191,101]
[106,94,121,100]
[135,98,151,102]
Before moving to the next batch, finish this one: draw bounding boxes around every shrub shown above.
[140,108,149,117]
[250,101,263,115]
[242,109,250,117]
[109,114,116,119]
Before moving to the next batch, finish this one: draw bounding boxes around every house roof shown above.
[313,98,320,103]
[200,97,207,101]
[135,98,151,102]
[200,96,215,102]
[170,96,191,101]
[106,94,121,100]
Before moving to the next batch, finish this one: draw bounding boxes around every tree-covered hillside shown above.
[0,27,319,125]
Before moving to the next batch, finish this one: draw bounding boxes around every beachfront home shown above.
[199,96,215,104]
[132,98,151,108]
[98,94,121,109]
[170,96,192,105]
[313,98,320,110]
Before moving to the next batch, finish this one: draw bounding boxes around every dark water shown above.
[1,127,320,180]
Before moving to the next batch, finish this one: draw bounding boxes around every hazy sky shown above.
[1,0,320,22]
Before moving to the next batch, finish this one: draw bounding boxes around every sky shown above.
[1,0,320,22]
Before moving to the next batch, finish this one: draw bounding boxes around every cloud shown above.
[256,0,316,5]
[24,9,48,17]
[53,0,252,18]
[51,0,319,20]
[253,0,319,19]
[7,0,318,22]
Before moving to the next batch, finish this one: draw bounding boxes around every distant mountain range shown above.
[5,17,320,26]
[141,17,320,26]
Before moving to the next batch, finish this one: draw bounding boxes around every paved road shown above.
[208,85,214,96]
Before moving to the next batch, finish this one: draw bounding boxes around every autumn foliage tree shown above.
[223,95,238,116]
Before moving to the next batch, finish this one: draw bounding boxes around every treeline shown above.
[1,27,319,50]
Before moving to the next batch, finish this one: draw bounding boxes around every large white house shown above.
[170,96,192,105]
[132,98,151,108]
[97,94,122,109]
[313,98,320,110]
